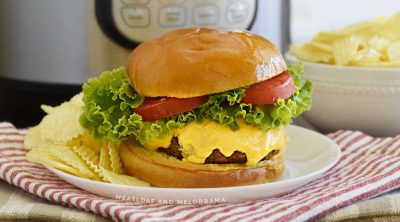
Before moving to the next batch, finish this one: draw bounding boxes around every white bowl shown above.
[286,55,400,137]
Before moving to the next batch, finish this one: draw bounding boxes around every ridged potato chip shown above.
[40,93,83,114]
[72,145,103,179]
[108,143,125,174]
[312,17,384,44]
[309,42,333,52]
[49,144,100,180]
[37,94,84,145]
[380,12,400,41]
[290,43,333,63]
[368,36,390,52]
[24,126,43,150]
[69,93,84,109]
[332,36,362,65]
[387,42,400,62]
[80,132,102,153]
[351,48,381,65]
[40,105,54,114]
[68,131,102,154]
[100,167,149,187]
[99,142,113,171]
[26,146,89,178]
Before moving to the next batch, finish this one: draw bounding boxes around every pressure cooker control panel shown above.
[96,0,257,48]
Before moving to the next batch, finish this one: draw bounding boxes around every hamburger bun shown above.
[121,142,285,188]
[127,28,287,98]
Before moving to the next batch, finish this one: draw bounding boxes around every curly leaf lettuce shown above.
[198,88,246,130]
[80,68,143,143]
[80,63,312,144]
[199,63,312,131]
[80,68,199,144]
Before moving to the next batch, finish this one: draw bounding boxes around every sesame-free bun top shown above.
[127,28,287,98]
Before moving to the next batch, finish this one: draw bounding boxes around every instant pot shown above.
[0,0,289,127]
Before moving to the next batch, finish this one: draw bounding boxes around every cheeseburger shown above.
[80,28,312,188]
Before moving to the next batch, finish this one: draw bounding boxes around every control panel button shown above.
[121,7,150,27]
[193,5,218,25]
[159,0,184,5]
[111,0,257,45]
[158,7,186,27]
[226,2,248,24]
[122,0,149,5]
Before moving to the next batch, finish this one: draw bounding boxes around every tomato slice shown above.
[134,96,208,122]
[241,71,296,104]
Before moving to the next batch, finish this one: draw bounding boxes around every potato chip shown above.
[387,42,400,62]
[69,93,84,109]
[66,137,82,150]
[312,17,384,44]
[311,32,342,45]
[380,12,400,41]
[98,141,125,174]
[72,145,103,180]
[80,131,102,153]
[72,145,99,165]
[40,93,83,114]
[290,43,333,63]
[38,101,83,144]
[368,36,390,52]
[40,105,54,114]
[99,142,112,171]
[100,167,150,187]
[26,147,89,178]
[309,42,332,52]
[351,48,381,65]
[68,131,102,154]
[49,144,100,180]
[337,17,385,35]
[33,93,84,145]
[108,142,125,174]
[332,36,362,65]
[24,126,43,150]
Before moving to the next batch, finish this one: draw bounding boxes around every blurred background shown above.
[0,0,399,129]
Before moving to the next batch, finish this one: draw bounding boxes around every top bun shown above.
[127,28,287,98]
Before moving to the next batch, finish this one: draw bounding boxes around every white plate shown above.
[47,125,341,204]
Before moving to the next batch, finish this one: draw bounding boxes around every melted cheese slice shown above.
[144,119,287,166]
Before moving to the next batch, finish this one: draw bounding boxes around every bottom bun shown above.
[120,143,285,188]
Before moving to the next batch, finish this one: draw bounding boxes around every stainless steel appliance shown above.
[0,0,289,126]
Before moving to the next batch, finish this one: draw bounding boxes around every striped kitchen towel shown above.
[0,122,400,222]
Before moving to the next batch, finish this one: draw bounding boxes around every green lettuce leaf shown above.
[79,68,201,144]
[199,62,312,131]
[287,61,304,88]
[80,63,312,144]
[198,88,246,130]
[79,68,144,143]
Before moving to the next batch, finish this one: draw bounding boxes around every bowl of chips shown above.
[287,12,400,136]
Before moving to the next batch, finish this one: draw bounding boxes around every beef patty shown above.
[157,137,279,164]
